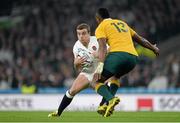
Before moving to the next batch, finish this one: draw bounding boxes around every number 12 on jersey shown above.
[111,22,128,33]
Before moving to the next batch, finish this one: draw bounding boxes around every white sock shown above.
[66,90,74,98]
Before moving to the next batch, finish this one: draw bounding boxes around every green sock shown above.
[110,84,119,95]
[97,85,114,101]
[100,84,119,106]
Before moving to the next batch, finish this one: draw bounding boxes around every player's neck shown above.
[104,18,112,21]
[82,41,89,48]
[81,41,89,48]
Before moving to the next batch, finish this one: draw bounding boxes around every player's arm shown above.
[93,25,107,80]
[97,38,107,62]
[129,27,159,56]
[93,38,107,81]
[132,33,159,56]
[95,25,107,62]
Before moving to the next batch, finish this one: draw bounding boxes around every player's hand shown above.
[74,56,87,66]
[93,73,101,82]
[93,62,104,81]
[153,44,160,56]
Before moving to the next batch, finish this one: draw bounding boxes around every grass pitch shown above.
[0,111,180,122]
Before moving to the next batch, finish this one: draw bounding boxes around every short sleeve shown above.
[129,27,137,36]
[95,24,106,39]
[73,44,78,58]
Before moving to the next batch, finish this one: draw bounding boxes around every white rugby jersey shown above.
[73,36,99,73]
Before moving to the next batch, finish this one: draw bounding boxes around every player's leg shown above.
[97,76,120,115]
[95,53,122,117]
[99,77,120,106]
[108,55,137,97]
[91,69,115,102]
[57,74,89,116]
[103,52,137,117]
[48,74,89,117]
[109,76,120,96]
[91,53,123,117]
[91,74,120,117]
[98,82,110,106]
[97,82,110,116]
[97,52,137,117]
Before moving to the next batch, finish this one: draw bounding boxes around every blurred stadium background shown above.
[0,0,180,121]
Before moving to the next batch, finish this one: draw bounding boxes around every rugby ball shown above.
[77,48,94,67]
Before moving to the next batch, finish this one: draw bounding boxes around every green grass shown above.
[0,111,180,122]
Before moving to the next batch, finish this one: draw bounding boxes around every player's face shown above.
[77,29,90,45]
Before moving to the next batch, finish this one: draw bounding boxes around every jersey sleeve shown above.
[95,24,106,39]
[129,27,137,36]
[91,36,99,49]
[73,44,78,58]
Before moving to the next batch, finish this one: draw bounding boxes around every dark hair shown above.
[97,8,110,19]
[76,23,90,33]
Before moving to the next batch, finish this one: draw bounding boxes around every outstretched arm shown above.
[132,33,160,56]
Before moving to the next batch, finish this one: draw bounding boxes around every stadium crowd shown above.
[0,0,179,91]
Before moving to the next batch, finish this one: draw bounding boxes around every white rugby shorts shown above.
[79,72,95,82]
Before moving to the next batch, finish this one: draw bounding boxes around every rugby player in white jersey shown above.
[48,23,119,117]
